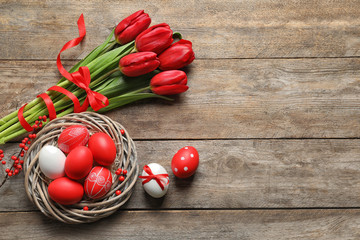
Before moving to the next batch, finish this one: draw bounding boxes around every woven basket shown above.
[23,112,138,224]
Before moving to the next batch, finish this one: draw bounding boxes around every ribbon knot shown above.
[68,66,109,112]
[17,14,109,132]
[139,165,169,190]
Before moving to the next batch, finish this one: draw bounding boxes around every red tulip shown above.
[115,10,151,45]
[135,23,173,54]
[158,39,195,70]
[120,52,160,77]
[150,70,189,95]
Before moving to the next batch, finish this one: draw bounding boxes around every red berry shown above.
[42,116,47,121]
[0,154,4,158]
[27,141,31,145]
[5,169,10,173]
[18,165,22,170]
[38,116,43,120]
[1,161,5,165]
[20,153,24,157]
[33,134,36,138]
[83,206,89,211]
[14,169,19,174]
[24,146,29,151]
[20,160,24,164]
[120,129,125,135]
[14,160,19,164]
[22,139,26,143]
[19,143,25,148]
[115,168,122,175]
[119,176,125,182]
[0,150,3,154]
[24,138,29,141]
[115,190,121,195]
[35,120,39,125]
[8,172,12,177]
[11,156,17,160]
[39,123,43,128]
[123,170,128,175]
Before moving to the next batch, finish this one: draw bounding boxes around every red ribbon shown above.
[18,104,33,132]
[18,14,109,132]
[37,93,57,120]
[139,165,169,190]
[56,14,109,112]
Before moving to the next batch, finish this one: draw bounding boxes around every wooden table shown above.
[1,0,360,239]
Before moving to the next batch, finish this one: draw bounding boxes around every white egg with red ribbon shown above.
[139,163,170,198]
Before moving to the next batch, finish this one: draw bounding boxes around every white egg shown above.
[141,163,170,198]
[39,145,66,179]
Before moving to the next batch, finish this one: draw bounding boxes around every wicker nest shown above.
[23,112,138,224]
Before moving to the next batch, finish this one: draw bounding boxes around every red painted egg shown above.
[88,132,116,166]
[171,146,199,178]
[84,166,113,199]
[48,177,84,205]
[58,125,89,154]
[65,146,93,180]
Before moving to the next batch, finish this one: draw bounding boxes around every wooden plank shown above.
[1,0,360,59]
[1,209,360,239]
[1,58,360,139]
[2,139,360,211]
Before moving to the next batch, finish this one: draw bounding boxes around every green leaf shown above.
[57,28,115,85]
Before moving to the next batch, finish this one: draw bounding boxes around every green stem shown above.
[0,107,74,144]
[122,86,151,96]
[0,31,117,126]
[91,68,120,86]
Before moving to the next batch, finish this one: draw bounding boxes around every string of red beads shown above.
[1,115,48,178]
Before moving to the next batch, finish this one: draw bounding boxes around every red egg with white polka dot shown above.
[171,146,199,178]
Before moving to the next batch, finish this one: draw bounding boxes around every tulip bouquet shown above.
[0,10,195,144]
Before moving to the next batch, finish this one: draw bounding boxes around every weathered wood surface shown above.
[1,0,360,239]
[2,139,360,211]
[1,0,360,59]
[2,209,360,240]
[1,58,360,139]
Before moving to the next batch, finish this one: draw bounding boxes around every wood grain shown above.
[2,139,360,211]
[1,0,360,59]
[2,209,360,240]
[1,58,360,139]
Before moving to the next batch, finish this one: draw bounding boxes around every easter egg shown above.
[141,163,169,198]
[65,146,93,180]
[58,125,89,154]
[88,132,116,166]
[171,146,199,178]
[39,145,66,179]
[48,177,84,205]
[84,166,112,199]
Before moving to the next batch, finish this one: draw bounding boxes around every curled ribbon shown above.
[139,165,169,190]
[18,14,109,131]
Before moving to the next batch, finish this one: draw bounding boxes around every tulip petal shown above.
[152,85,189,95]
[115,10,151,44]
[158,39,195,70]
[135,23,173,54]
[120,52,157,67]
[121,59,160,77]
[150,70,187,86]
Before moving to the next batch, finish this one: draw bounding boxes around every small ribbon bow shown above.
[68,66,109,112]
[139,165,169,190]
[56,14,108,112]
[17,14,109,132]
